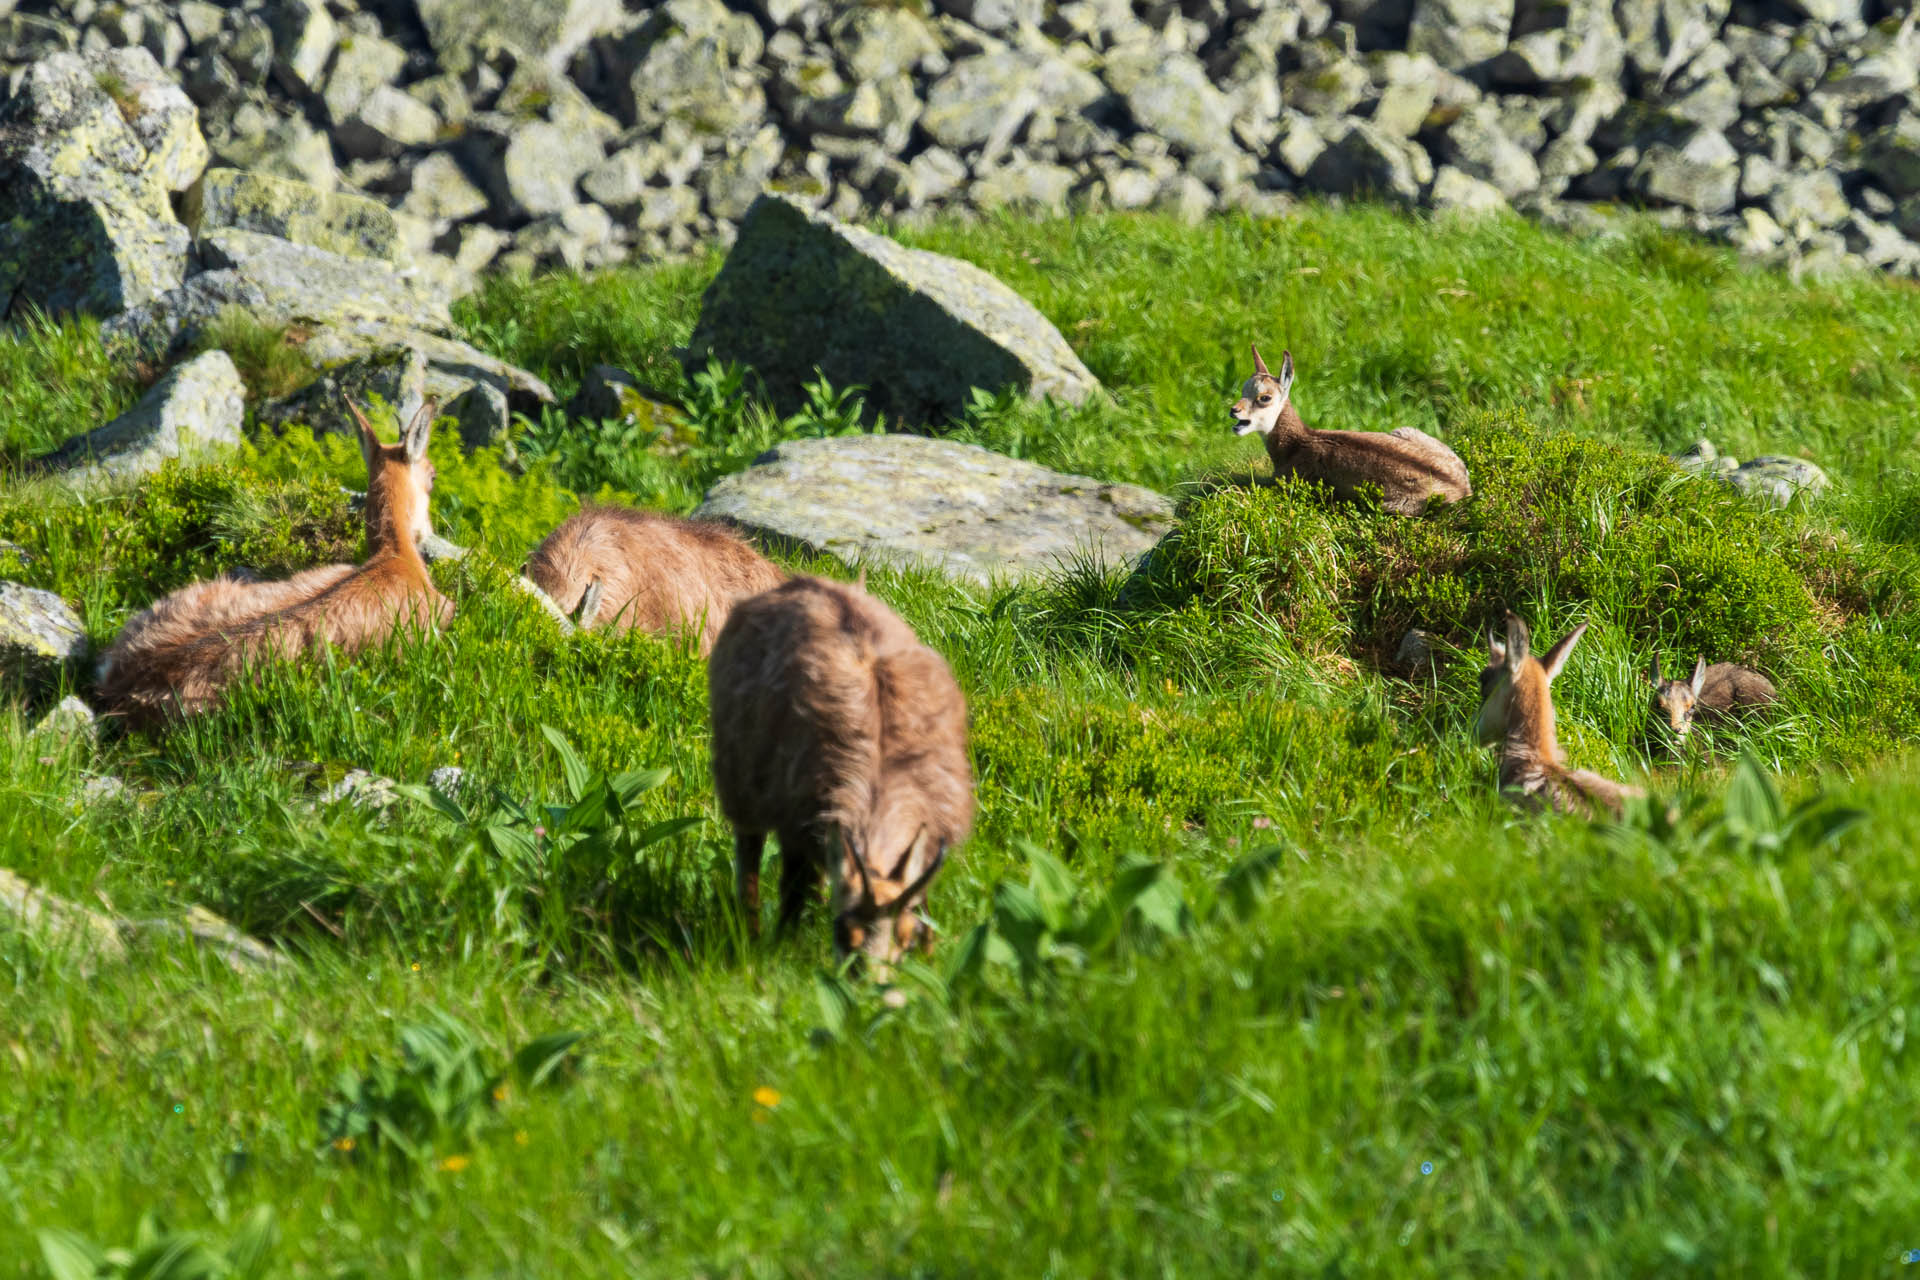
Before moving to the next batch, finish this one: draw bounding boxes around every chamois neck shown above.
[1503,675,1563,767]
[1274,401,1309,442]
[363,460,424,565]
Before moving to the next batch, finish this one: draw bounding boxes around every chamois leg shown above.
[734,830,766,936]
[774,825,827,936]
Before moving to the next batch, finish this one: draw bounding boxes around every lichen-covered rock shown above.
[1283,58,1373,117]
[0,582,88,687]
[829,5,939,82]
[1441,102,1541,199]
[92,46,210,192]
[1125,56,1236,155]
[1408,0,1516,71]
[695,435,1173,584]
[1725,456,1830,507]
[702,125,784,221]
[297,322,555,414]
[0,51,192,320]
[335,85,441,160]
[460,117,606,220]
[1632,140,1739,214]
[684,194,1100,425]
[923,52,1101,152]
[209,111,339,192]
[416,0,623,71]
[258,345,427,438]
[31,696,99,745]
[625,32,765,136]
[267,0,337,94]
[1431,164,1510,213]
[398,152,491,224]
[184,167,407,264]
[40,349,245,483]
[1863,114,1920,197]
[1768,170,1850,230]
[196,228,452,331]
[1305,120,1434,202]
[318,30,408,126]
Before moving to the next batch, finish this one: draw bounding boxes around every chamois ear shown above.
[1487,629,1506,665]
[1647,655,1662,686]
[401,397,437,463]
[898,836,947,904]
[1278,349,1295,393]
[572,578,604,627]
[1502,611,1531,670]
[1539,621,1588,683]
[343,394,381,473]
[1689,656,1707,697]
[1250,343,1270,377]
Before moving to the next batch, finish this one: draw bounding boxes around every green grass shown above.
[4,204,1920,1276]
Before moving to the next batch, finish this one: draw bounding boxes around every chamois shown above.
[523,505,784,654]
[1475,612,1643,819]
[1647,655,1778,738]
[96,398,452,726]
[1231,346,1472,514]
[708,574,974,969]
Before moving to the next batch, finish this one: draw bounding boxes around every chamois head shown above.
[345,395,438,555]
[1647,655,1708,737]
[1231,344,1295,437]
[832,826,948,970]
[1475,612,1586,746]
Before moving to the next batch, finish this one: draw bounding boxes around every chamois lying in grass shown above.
[1475,612,1643,819]
[96,398,452,726]
[708,574,974,970]
[1647,655,1778,739]
[1231,346,1471,514]
[523,505,784,654]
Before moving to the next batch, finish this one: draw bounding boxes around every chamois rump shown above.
[1475,612,1643,819]
[1231,346,1472,514]
[1647,655,1778,738]
[708,574,974,969]
[523,505,784,653]
[95,398,453,726]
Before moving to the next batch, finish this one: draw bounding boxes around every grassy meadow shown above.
[4,204,1920,1276]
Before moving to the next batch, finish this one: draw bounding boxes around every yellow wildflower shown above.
[752,1086,781,1109]
[332,1137,355,1152]
[438,1154,470,1173]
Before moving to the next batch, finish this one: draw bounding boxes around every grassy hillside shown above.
[3,205,1920,1277]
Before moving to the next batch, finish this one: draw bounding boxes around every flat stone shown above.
[31,695,98,744]
[684,193,1100,426]
[0,582,88,686]
[695,435,1173,585]
[297,321,555,414]
[416,0,623,71]
[195,228,452,332]
[40,350,244,483]
[1724,456,1829,507]
[183,167,407,264]
[257,345,427,439]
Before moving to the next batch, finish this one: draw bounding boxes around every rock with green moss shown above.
[696,435,1173,585]
[925,52,1101,152]
[566,365,695,453]
[31,695,99,745]
[183,167,407,264]
[0,50,192,320]
[1408,0,1516,71]
[415,0,623,71]
[42,349,245,483]
[0,582,88,688]
[298,321,555,413]
[258,345,428,439]
[92,46,211,192]
[684,194,1101,425]
[196,228,451,331]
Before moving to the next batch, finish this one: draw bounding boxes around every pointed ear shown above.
[1502,612,1531,670]
[1250,343,1269,376]
[343,394,380,472]
[841,831,875,911]
[1487,629,1506,665]
[898,837,947,904]
[1539,622,1587,683]
[1690,657,1707,697]
[1647,655,1662,686]
[401,397,437,463]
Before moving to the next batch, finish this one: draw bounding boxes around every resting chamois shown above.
[708,575,974,970]
[1647,655,1778,739]
[96,398,452,726]
[1231,346,1471,514]
[1475,612,1642,819]
[523,505,784,654]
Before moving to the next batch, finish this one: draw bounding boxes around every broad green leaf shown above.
[813,970,855,1040]
[37,1229,105,1280]
[512,1031,590,1090]
[1215,846,1287,921]
[224,1206,278,1280]
[540,725,595,802]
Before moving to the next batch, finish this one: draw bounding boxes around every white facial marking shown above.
[1232,374,1287,437]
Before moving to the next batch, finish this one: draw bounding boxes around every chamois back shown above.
[524,505,784,653]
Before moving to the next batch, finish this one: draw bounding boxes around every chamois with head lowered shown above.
[1475,612,1643,819]
[523,505,784,654]
[1647,655,1778,739]
[95,397,453,726]
[708,574,974,971]
[1231,345,1472,514]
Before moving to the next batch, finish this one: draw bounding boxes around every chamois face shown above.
[354,398,438,551]
[1648,656,1706,737]
[833,830,946,971]
[1231,345,1294,437]
[1475,614,1585,745]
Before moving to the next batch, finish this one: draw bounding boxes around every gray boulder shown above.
[1768,170,1849,230]
[924,53,1102,153]
[1441,102,1540,199]
[31,695,99,745]
[0,583,88,688]
[415,0,622,71]
[90,46,210,192]
[684,194,1101,425]
[460,116,606,221]
[703,125,785,222]
[565,365,694,451]
[1408,0,1515,71]
[1725,456,1829,507]
[695,435,1173,585]
[195,228,453,332]
[1864,114,1920,197]
[183,167,408,264]
[1632,139,1738,215]
[41,350,244,484]
[1126,56,1237,155]
[1305,120,1434,202]
[258,345,427,439]
[0,50,194,320]
[935,0,1044,32]
[267,0,337,93]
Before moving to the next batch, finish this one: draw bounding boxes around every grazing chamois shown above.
[1231,346,1472,514]
[1647,655,1778,739]
[708,574,974,970]
[523,505,784,654]
[1475,612,1643,819]
[96,398,453,725]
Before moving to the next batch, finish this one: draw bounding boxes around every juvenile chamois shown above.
[96,398,453,725]
[1647,655,1778,738]
[708,574,974,969]
[523,505,784,653]
[1231,346,1472,514]
[1475,612,1643,819]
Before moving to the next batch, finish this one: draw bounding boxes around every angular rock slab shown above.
[0,50,193,319]
[0,581,88,686]
[695,435,1173,585]
[183,167,409,264]
[684,194,1101,427]
[40,349,245,483]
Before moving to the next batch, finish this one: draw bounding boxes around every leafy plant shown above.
[38,1207,277,1280]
